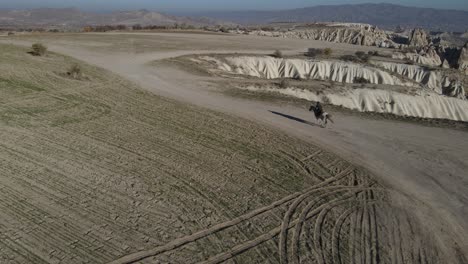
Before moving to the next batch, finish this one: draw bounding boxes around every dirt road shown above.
[2,32,467,261]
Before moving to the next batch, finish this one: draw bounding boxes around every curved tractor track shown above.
[110,152,441,264]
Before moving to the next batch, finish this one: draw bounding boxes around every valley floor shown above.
[0,32,467,263]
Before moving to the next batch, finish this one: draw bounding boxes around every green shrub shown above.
[323,48,333,57]
[279,79,289,88]
[340,55,360,62]
[30,43,47,56]
[273,50,283,58]
[67,64,82,79]
[306,48,323,57]
[353,77,370,84]
[355,51,370,62]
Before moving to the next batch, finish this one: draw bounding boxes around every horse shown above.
[309,105,334,127]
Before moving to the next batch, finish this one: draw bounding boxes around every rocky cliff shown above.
[200,56,466,100]
[408,28,430,47]
[196,55,467,121]
[242,86,468,121]
[393,46,442,67]
[219,56,407,85]
[458,43,468,74]
[372,61,466,99]
[238,24,401,48]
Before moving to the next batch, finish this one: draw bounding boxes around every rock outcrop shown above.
[372,61,466,99]
[242,86,468,121]
[239,24,401,48]
[217,56,408,86]
[393,46,442,67]
[199,55,467,121]
[458,42,468,74]
[408,28,430,47]
[200,55,466,100]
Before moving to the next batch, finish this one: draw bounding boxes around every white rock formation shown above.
[243,25,400,48]
[218,56,410,86]
[202,56,466,100]
[243,86,468,122]
[200,55,466,101]
[372,61,466,99]
[392,46,442,67]
[408,28,430,47]
[458,42,468,74]
[196,55,467,121]
[442,59,451,69]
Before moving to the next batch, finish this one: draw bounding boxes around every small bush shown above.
[67,64,82,79]
[323,48,333,57]
[279,79,289,88]
[321,95,331,104]
[260,26,275,31]
[306,48,323,58]
[219,27,229,33]
[340,55,360,62]
[7,32,14,36]
[355,51,366,57]
[355,51,370,62]
[30,43,47,56]
[273,50,283,58]
[401,47,417,53]
[368,51,379,56]
[353,77,370,84]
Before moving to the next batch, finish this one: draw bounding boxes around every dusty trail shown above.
[2,33,467,261]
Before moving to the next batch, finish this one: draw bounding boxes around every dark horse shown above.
[309,102,334,127]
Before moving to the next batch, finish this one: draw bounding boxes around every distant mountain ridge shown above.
[0,8,226,28]
[189,3,468,32]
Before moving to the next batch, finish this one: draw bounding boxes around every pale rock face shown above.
[408,28,430,47]
[372,61,466,99]
[203,56,466,100]
[392,47,442,67]
[442,59,451,69]
[244,26,400,48]
[222,56,408,86]
[442,78,466,99]
[242,86,468,121]
[199,55,468,121]
[458,42,468,74]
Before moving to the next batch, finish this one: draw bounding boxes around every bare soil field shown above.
[0,32,467,263]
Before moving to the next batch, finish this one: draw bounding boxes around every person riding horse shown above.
[309,101,333,127]
[310,102,324,119]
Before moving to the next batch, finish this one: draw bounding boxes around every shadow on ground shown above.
[269,111,320,127]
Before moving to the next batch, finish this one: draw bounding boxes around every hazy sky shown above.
[1,0,467,11]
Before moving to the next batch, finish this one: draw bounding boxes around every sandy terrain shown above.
[1,32,467,263]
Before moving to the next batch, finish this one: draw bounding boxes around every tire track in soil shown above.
[363,192,371,264]
[197,195,374,264]
[290,191,371,264]
[109,166,357,264]
[392,211,404,264]
[331,204,362,264]
[280,186,353,264]
[331,202,378,264]
[278,166,355,264]
[369,192,379,264]
[359,192,367,264]
[279,150,324,181]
